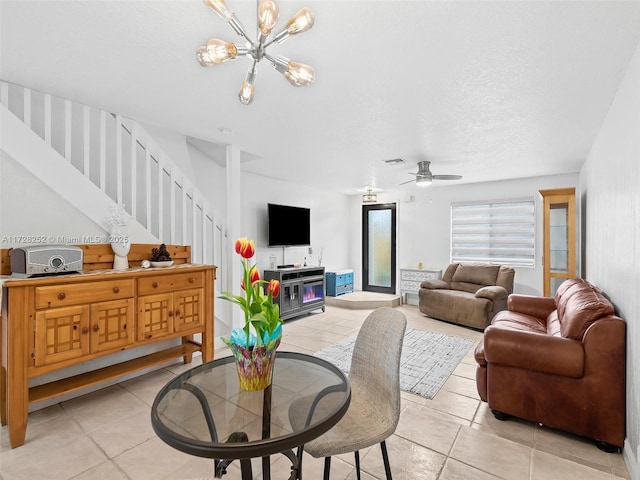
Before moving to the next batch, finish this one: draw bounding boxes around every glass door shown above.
[362,203,396,294]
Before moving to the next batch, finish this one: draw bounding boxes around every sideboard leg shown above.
[6,292,29,448]
[182,335,194,364]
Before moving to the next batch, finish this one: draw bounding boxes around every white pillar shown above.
[225,144,244,331]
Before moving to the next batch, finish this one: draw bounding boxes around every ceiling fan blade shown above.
[399,179,416,185]
[433,174,462,180]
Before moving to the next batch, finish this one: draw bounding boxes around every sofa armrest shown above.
[475,286,508,301]
[421,279,449,289]
[483,326,584,377]
[507,294,557,319]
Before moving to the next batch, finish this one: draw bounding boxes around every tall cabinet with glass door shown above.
[539,188,576,296]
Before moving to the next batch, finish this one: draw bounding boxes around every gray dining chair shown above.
[304,306,407,480]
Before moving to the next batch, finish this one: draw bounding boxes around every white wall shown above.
[348,173,580,296]
[187,144,226,221]
[240,172,351,275]
[580,40,640,478]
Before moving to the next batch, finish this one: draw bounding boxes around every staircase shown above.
[0,81,216,264]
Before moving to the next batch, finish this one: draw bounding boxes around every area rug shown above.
[314,329,476,399]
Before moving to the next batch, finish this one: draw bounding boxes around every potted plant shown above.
[219,237,282,390]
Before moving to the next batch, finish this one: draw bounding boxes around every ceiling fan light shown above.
[416,177,432,187]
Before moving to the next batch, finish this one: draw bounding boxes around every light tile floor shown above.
[0,304,631,480]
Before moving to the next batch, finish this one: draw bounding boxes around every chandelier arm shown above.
[264,53,287,73]
[227,15,253,43]
[262,31,286,49]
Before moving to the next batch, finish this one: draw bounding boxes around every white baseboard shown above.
[623,440,638,480]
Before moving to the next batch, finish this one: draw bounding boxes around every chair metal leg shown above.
[354,450,361,480]
[323,457,331,480]
[380,441,392,479]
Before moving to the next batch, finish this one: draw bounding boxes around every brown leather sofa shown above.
[475,278,626,450]
[418,263,515,329]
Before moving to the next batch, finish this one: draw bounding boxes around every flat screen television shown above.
[267,203,311,247]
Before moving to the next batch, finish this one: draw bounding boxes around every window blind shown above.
[451,199,535,266]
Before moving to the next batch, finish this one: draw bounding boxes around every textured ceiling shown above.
[2,1,640,194]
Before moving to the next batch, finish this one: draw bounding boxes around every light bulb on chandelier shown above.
[267,55,315,87]
[196,39,249,66]
[258,0,279,37]
[238,62,257,106]
[199,0,316,105]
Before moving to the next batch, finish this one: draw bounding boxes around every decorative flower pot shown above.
[227,336,281,391]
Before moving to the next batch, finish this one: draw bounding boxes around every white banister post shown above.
[99,110,106,191]
[145,146,152,230]
[115,114,123,204]
[158,159,164,241]
[23,88,31,127]
[64,100,72,162]
[202,207,209,264]
[83,105,90,177]
[192,198,198,262]
[130,124,137,219]
[182,184,188,245]
[170,172,176,244]
[44,94,52,145]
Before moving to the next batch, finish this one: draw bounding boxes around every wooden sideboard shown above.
[1,263,216,448]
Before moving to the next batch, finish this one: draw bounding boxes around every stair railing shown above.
[0,80,215,264]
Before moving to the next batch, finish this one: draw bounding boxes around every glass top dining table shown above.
[151,351,351,480]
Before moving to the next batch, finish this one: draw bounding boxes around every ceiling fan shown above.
[400,161,462,186]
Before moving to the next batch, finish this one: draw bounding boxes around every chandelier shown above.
[198,0,316,105]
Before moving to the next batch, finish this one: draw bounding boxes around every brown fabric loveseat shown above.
[475,278,626,450]
[418,263,515,330]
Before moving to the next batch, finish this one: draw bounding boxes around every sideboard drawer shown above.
[138,271,204,295]
[35,279,134,309]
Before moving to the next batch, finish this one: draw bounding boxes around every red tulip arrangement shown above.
[219,237,282,348]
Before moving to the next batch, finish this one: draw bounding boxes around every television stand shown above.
[264,266,325,320]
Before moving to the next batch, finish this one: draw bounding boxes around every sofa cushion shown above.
[475,285,508,301]
[492,310,547,334]
[452,264,500,286]
[450,281,484,293]
[496,267,516,294]
[420,279,449,289]
[441,263,460,283]
[419,289,492,329]
[555,278,586,320]
[557,279,615,340]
